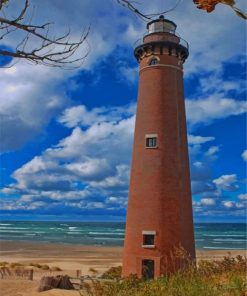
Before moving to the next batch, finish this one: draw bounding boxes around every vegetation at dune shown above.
[102,266,122,280]
[50,266,62,272]
[0,261,62,271]
[79,255,247,296]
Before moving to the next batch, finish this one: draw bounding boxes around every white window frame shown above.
[142,230,156,248]
[145,134,158,149]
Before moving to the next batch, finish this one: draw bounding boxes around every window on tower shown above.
[142,231,156,248]
[143,234,154,245]
[145,134,157,148]
[149,58,158,65]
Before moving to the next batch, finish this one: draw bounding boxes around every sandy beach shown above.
[0,240,246,296]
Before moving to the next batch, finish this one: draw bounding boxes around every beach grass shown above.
[82,254,247,296]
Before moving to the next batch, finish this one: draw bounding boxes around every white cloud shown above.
[0,63,68,152]
[241,150,247,162]
[1,0,246,219]
[2,105,135,208]
[90,165,129,190]
[200,198,216,206]
[58,104,136,128]
[213,174,239,191]
[198,72,246,95]
[186,95,247,126]
[222,201,234,208]
[236,202,246,209]
[119,66,138,84]
[238,194,247,201]
[205,146,220,158]
[191,181,216,195]
[1,0,246,153]
[66,158,113,181]
[188,135,215,145]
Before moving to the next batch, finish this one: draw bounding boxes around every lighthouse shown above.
[122,16,195,279]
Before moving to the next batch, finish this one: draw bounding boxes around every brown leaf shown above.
[193,0,247,20]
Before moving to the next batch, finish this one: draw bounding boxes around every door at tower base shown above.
[122,15,195,279]
[125,249,193,279]
[142,259,154,279]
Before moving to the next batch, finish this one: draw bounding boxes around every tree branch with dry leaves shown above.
[0,0,90,68]
[116,0,246,20]
[193,0,247,19]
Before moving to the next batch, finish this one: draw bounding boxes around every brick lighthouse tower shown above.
[122,16,195,279]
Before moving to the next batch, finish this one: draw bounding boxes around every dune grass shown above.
[81,254,247,296]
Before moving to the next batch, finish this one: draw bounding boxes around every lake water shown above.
[0,221,246,250]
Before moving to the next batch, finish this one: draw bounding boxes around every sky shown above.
[0,0,246,222]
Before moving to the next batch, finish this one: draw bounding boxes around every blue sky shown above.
[0,0,246,222]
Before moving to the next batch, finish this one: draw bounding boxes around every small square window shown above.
[143,234,154,246]
[146,137,157,148]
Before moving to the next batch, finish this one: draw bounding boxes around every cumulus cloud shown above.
[1,0,246,153]
[222,201,234,209]
[213,174,239,192]
[205,146,220,158]
[0,64,68,152]
[2,105,135,213]
[58,104,136,128]
[188,135,215,145]
[186,95,247,126]
[119,66,138,84]
[0,0,140,152]
[198,72,246,96]
[1,99,245,219]
[238,194,247,201]
[200,198,216,206]
[241,150,247,162]
[1,0,246,220]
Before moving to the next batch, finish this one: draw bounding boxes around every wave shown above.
[68,227,77,230]
[213,239,247,242]
[204,234,246,237]
[203,247,246,250]
[0,230,45,234]
[89,232,124,235]
[93,237,124,241]
[0,227,28,230]
[0,223,12,226]
[66,232,82,235]
[0,230,30,233]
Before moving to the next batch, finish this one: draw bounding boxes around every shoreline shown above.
[1,239,246,250]
[0,240,246,263]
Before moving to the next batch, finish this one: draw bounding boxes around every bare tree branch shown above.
[0,0,90,68]
[116,0,182,21]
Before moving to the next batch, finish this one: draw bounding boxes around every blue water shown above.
[0,222,246,250]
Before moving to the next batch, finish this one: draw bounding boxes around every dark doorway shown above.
[142,259,154,279]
